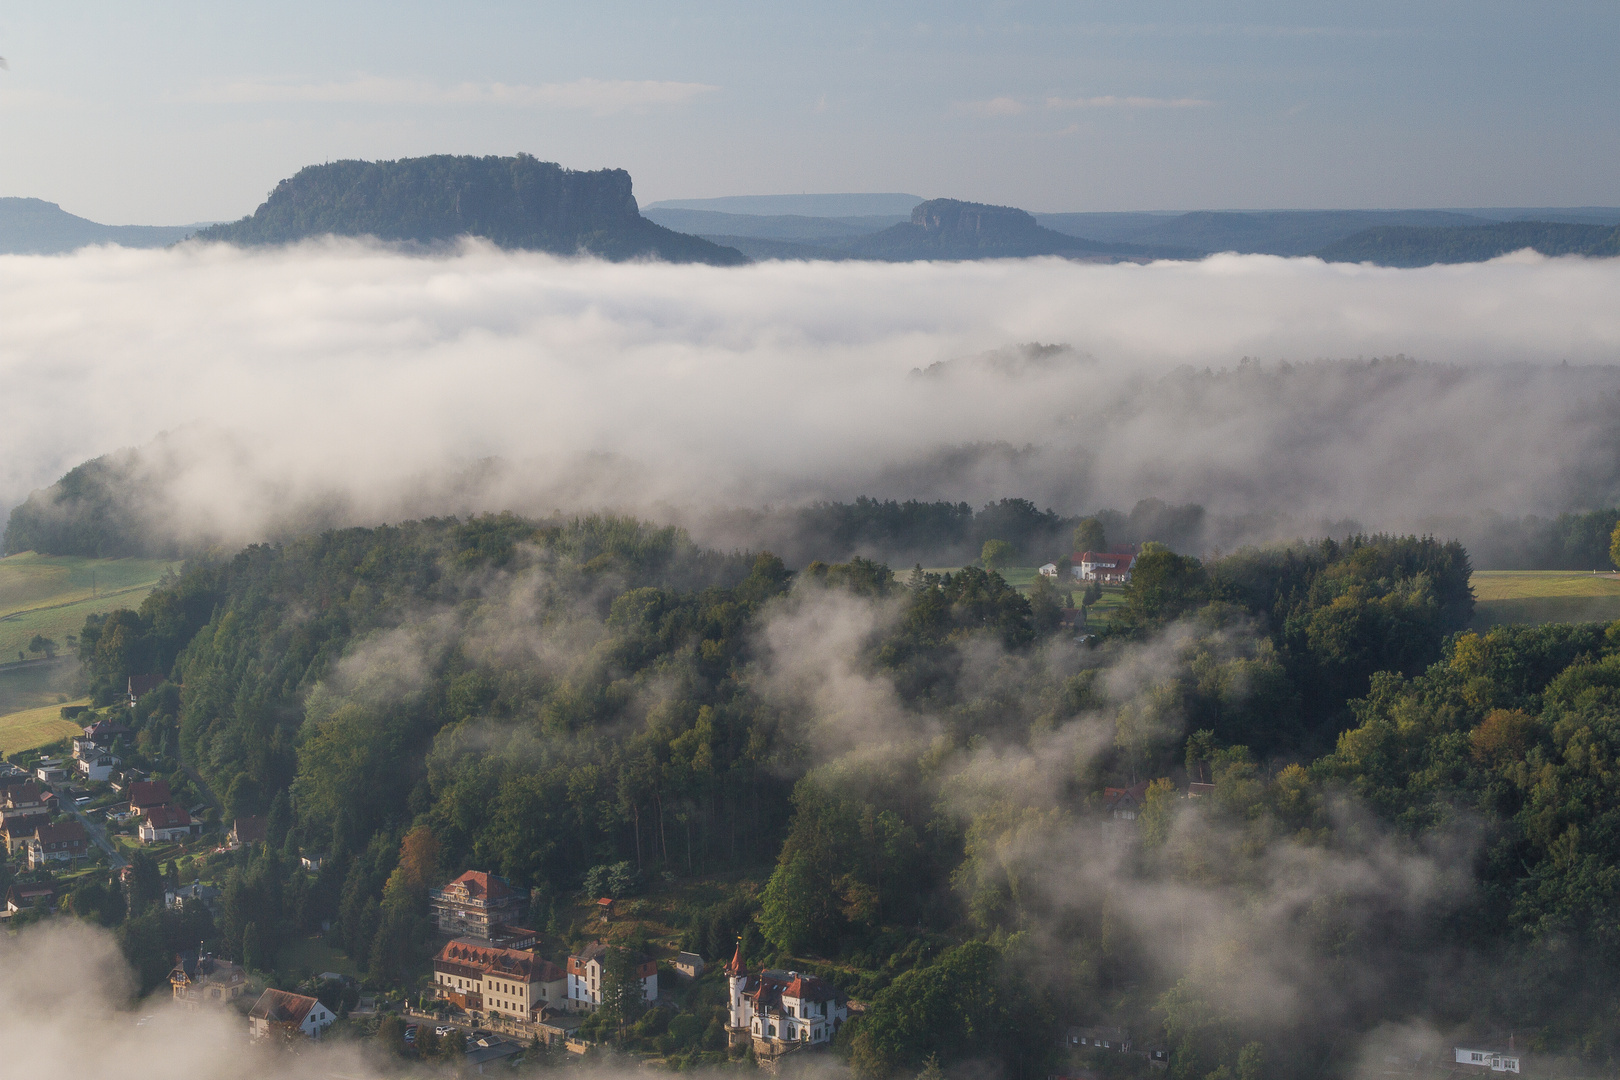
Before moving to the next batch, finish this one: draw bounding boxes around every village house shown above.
[1068,1025,1131,1051]
[1455,1048,1522,1073]
[127,674,165,707]
[75,742,121,782]
[170,952,248,1008]
[429,870,528,941]
[1040,562,1060,577]
[229,815,267,847]
[27,819,89,869]
[566,941,658,1012]
[128,780,174,818]
[1074,549,1138,584]
[249,988,335,1039]
[3,817,40,855]
[5,882,55,913]
[1103,782,1150,821]
[432,939,566,1021]
[727,947,847,1056]
[140,804,200,844]
[673,952,705,980]
[1,781,54,825]
[82,717,132,745]
[166,881,222,911]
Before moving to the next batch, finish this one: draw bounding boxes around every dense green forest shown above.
[9,508,1609,1073]
[193,154,746,265]
[1314,220,1620,267]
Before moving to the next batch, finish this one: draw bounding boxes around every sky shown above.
[1,1,1618,225]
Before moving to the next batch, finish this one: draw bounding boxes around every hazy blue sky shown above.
[1,1,1616,224]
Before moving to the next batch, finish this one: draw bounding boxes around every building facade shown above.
[726,948,846,1055]
[139,804,199,843]
[432,939,566,1021]
[429,871,527,941]
[27,820,88,869]
[1074,550,1138,583]
[170,953,248,1008]
[566,941,658,1012]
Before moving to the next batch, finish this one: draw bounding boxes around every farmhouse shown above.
[727,947,847,1056]
[1074,550,1137,583]
[430,870,527,942]
[248,988,335,1040]
[432,939,566,1021]
[566,941,658,1012]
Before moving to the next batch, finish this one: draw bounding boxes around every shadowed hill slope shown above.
[195,154,746,265]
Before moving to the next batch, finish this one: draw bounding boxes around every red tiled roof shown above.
[144,804,193,829]
[435,940,544,980]
[439,870,518,902]
[232,816,267,843]
[129,780,173,809]
[249,988,317,1025]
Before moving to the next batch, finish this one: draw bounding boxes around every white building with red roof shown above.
[248,988,334,1040]
[430,870,527,941]
[1074,549,1138,583]
[139,804,199,843]
[726,946,847,1055]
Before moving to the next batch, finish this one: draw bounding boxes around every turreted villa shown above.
[726,945,847,1058]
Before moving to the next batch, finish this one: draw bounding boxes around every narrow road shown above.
[70,803,127,869]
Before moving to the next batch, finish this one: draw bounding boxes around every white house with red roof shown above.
[140,804,199,843]
[430,870,527,941]
[1074,549,1138,583]
[726,946,847,1055]
[248,988,334,1040]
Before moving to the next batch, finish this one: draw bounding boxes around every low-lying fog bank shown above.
[2,241,1618,557]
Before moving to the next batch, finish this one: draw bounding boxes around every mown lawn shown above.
[0,696,88,757]
[0,552,177,663]
[1471,571,1620,629]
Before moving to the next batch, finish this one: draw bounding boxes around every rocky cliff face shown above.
[196,154,745,265]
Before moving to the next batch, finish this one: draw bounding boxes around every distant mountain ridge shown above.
[843,198,1173,261]
[195,154,746,264]
[0,197,202,255]
[1314,220,1620,267]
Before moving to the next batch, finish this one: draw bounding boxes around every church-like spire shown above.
[726,938,746,977]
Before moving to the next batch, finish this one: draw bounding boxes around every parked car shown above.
[435,1025,452,1037]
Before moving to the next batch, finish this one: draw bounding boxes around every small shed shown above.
[596,897,615,919]
[673,952,705,979]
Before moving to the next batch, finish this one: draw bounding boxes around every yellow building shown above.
[433,940,566,1022]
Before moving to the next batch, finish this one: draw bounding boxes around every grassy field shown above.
[0,696,88,758]
[1471,571,1620,629]
[0,551,178,662]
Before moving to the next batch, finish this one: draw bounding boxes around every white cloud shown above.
[1045,94,1213,109]
[186,76,718,114]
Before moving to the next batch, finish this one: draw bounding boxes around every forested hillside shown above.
[29,507,1620,1077]
[194,154,746,264]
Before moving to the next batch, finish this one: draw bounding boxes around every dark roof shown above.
[83,718,133,740]
[232,815,267,843]
[129,780,173,808]
[1103,782,1149,809]
[34,820,87,845]
[127,674,165,698]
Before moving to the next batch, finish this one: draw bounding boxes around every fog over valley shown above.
[3,241,1619,559]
